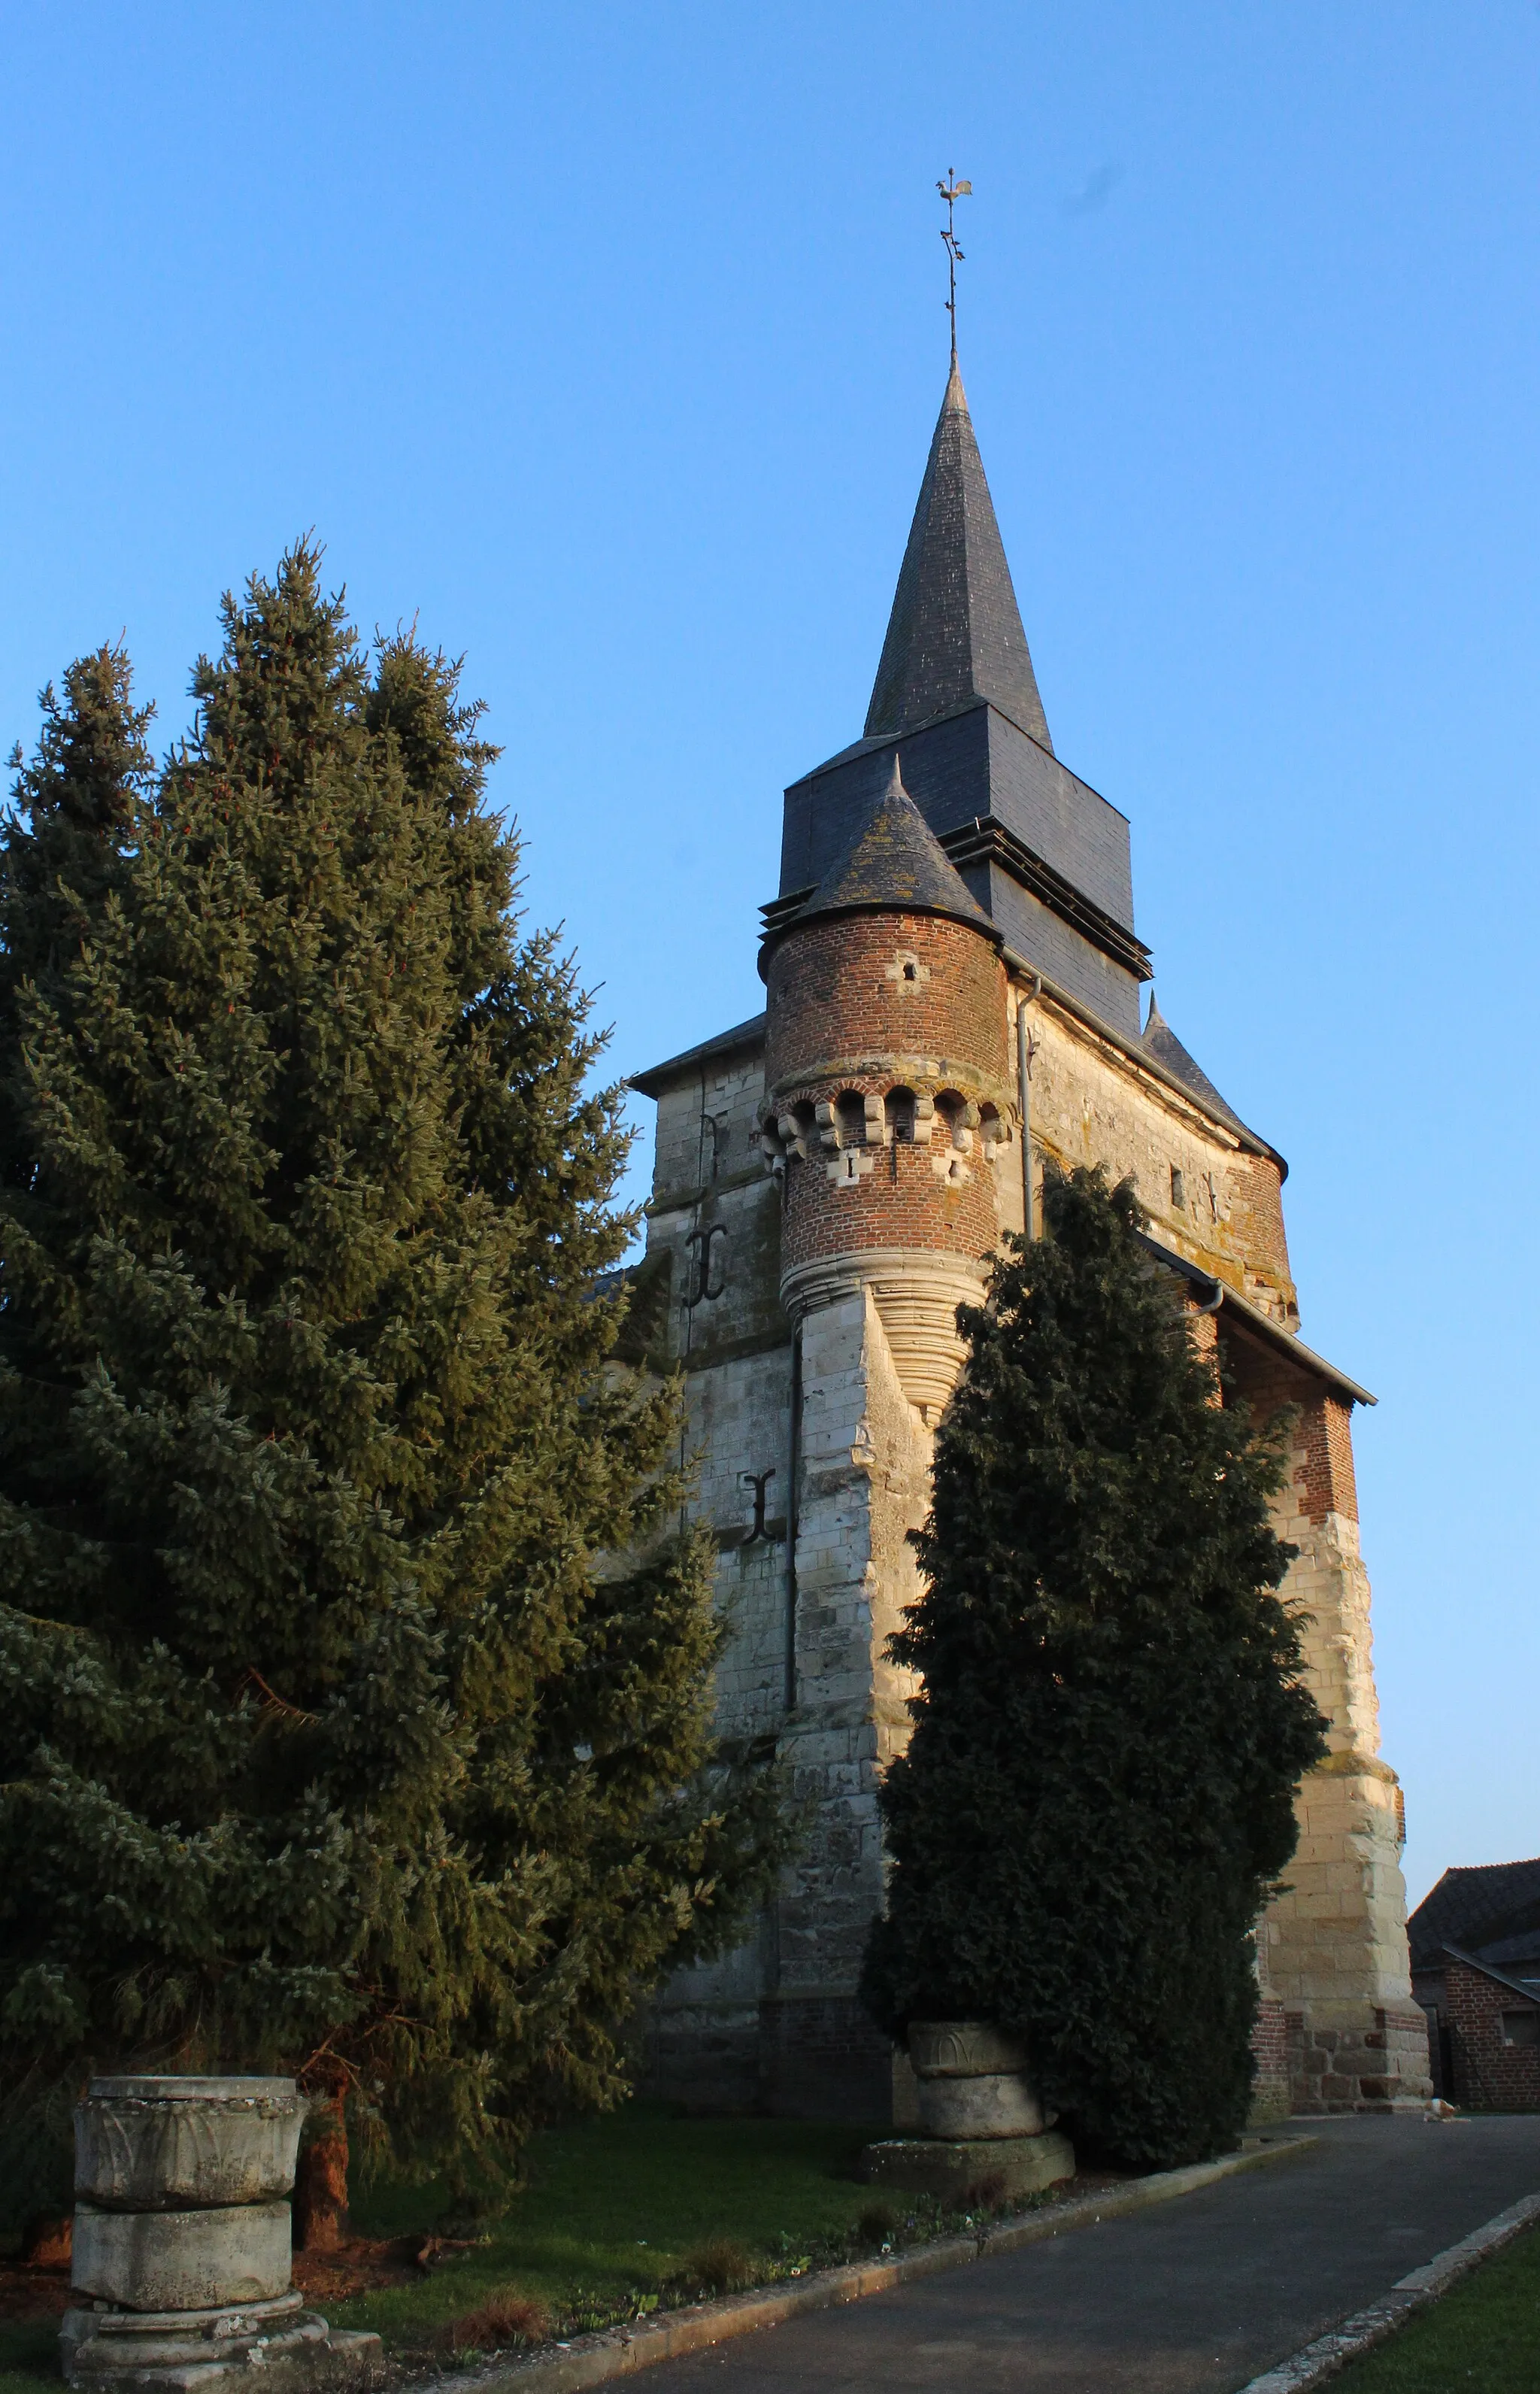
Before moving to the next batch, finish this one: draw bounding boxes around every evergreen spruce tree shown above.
[860,1166,1327,2166]
[0,546,782,2223]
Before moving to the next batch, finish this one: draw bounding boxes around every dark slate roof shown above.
[1478,1922,1540,1977]
[1141,994,1254,1139]
[865,357,1053,752]
[792,754,996,936]
[1409,1858,1540,1973]
[628,1012,766,1099]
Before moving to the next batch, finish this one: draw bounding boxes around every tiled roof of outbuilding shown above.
[1409,1858,1540,1972]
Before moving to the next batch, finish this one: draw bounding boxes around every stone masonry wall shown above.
[764,1288,932,2117]
[641,1033,795,2109]
[639,954,1418,2119]
[1219,1337,1426,2105]
[1021,982,1297,1324]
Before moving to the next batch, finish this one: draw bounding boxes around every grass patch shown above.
[0,2321,59,2394]
[328,2097,977,2356]
[1332,2222,1540,2392]
[0,2098,1072,2387]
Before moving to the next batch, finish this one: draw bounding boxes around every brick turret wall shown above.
[763,909,1011,1279]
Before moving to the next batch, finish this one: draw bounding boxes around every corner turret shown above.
[760,757,1011,1423]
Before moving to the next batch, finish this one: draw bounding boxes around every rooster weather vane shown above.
[938,169,972,360]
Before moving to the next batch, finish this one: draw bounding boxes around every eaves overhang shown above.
[1136,1227,1376,1409]
[1441,1945,1540,2004]
[759,810,1145,985]
[628,1012,767,1100]
[941,815,1152,982]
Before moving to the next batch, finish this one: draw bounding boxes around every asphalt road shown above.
[633,2114,1540,2393]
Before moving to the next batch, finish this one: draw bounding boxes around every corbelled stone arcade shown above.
[631,356,1427,2122]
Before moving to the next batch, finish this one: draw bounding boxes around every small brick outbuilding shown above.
[1408,1856,1540,2098]
[1437,1947,1540,2112]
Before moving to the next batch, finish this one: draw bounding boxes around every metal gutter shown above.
[1135,1228,1377,1408]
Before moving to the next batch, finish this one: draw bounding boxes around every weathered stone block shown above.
[75,2078,303,2210]
[71,2201,293,2311]
[915,2072,1053,2140]
[859,2129,1075,2203]
[908,2022,1026,2078]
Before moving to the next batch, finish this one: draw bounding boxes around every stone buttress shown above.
[629,354,1426,2119]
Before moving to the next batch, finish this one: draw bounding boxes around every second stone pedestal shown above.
[859,2022,1075,2205]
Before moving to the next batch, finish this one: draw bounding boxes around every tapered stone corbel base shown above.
[859,2129,1075,2204]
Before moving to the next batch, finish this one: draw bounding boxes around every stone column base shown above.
[1287,2004,1435,2112]
[859,2130,1075,2204]
[62,2294,382,2393]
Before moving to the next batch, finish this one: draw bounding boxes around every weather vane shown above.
[938,169,972,360]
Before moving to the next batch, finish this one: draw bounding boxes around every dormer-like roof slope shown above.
[865,357,1053,752]
[787,754,996,940]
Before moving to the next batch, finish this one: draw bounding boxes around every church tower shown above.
[630,358,1428,2120]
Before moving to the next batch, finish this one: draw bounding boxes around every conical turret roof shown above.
[865,357,1053,751]
[796,754,995,934]
[1141,994,1246,1133]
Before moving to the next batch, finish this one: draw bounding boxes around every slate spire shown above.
[798,751,994,934]
[865,357,1053,752]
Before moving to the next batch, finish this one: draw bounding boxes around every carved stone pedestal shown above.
[62,2077,380,2392]
[858,2022,1075,2205]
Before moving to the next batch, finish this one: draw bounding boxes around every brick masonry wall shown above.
[1445,1959,1540,2112]
[780,1133,1005,1273]
[1223,1342,1359,1527]
[765,909,1008,1097]
[1250,1996,1291,2124]
[1226,1155,1296,1324]
[1286,2005,1434,2111]
[765,909,1011,1274]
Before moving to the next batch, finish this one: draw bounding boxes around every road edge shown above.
[1237,2183,1540,2393]
[429,2131,1317,2394]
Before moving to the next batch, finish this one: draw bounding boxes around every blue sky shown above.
[2,4,1536,1907]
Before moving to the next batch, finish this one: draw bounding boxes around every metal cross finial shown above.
[937,169,972,360]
